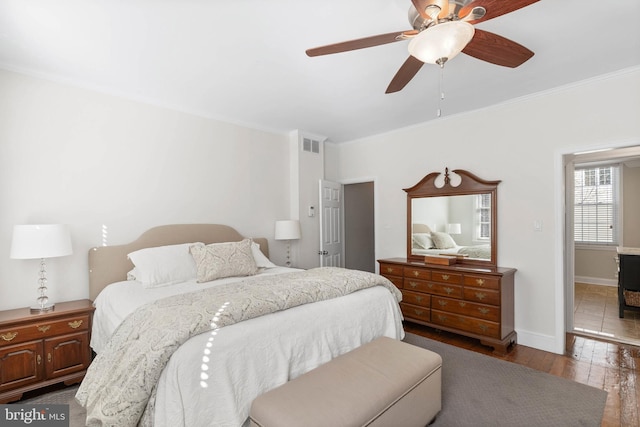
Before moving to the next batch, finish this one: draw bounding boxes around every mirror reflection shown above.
[411,194,492,260]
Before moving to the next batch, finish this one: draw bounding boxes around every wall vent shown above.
[302,137,320,154]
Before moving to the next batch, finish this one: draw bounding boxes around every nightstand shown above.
[0,299,94,403]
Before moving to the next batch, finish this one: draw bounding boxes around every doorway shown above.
[344,182,375,272]
[565,145,640,346]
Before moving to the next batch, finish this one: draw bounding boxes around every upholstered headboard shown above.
[88,224,269,301]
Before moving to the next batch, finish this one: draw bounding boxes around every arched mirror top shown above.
[404,168,500,268]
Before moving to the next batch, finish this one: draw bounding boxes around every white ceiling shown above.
[1,0,639,143]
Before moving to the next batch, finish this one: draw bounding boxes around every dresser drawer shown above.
[464,288,500,306]
[400,303,431,323]
[402,290,430,308]
[431,310,500,338]
[431,270,463,284]
[432,296,500,322]
[384,275,404,289]
[463,275,500,290]
[0,315,90,347]
[380,263,403,277]
[404,267,431,280]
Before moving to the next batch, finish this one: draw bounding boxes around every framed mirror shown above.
[405,168,500,267]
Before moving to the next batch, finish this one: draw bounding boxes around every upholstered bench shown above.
[249,336,442,427]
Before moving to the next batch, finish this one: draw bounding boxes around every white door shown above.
[319,179,343,267]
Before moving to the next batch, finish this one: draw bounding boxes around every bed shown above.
[411,224,491,260]
[76,224,404,427]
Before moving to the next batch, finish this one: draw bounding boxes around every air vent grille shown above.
[302,137,320,154]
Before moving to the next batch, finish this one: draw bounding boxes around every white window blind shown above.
[574,165,619,245]
[476,194,491,240]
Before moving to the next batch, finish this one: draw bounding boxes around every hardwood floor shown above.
[404,322,640,427]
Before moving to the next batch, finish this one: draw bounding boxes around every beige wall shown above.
[0,69,292,310]
[327,67,640,353]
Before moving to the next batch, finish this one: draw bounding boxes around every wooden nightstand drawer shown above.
[0,315,89,347]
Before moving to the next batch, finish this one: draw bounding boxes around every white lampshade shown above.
[408,21,475,64]
[447,223,462,235]
[274,220,301,241]
[10,224,72,259]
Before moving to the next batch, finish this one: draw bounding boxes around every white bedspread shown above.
[89,267,404,427]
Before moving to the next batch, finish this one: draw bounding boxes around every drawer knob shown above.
[37,354,42,365]
[68,320,83,329]
[476,279,485,286]
[475,292,486,300]
[441,275,450,281]
[37,325,51,333]
[48,352,52,363]
[1,332,18,342]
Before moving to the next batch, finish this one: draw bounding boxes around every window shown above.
[476,194,491,241]
[574,165,619,245]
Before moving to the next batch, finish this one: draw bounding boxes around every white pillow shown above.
[251,241,277,268]
[128,243,199,288]
[189,239,258,282]
[412,233,434,249]
[431,231,457,249]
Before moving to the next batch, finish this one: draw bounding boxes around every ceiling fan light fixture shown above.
[408,21,475,64]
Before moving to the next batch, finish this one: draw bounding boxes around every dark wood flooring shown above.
[404,322,640,427]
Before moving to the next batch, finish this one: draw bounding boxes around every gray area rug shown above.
[18,333,607,427]
[403,333,607,427]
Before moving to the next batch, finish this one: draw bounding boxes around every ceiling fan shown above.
[306,0,539,94]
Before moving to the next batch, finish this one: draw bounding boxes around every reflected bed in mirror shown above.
[405,168,500,267]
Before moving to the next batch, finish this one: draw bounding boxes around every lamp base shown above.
[30,303,55,314]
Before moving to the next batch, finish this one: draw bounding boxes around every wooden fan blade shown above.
[306,31,409,57]
[462,28,534,68]
[460,0,539,24]
[386,56,425,94]
[412,0,449,20]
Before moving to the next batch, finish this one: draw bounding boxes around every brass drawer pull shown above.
[409,281,418,288]
[441,274,450,281]
[48,353,52,363]
[37,325,51,333]
[478,308,490,315]
[476,278,485,286]
[478,324,488,332]
[437,315,448,322]
[1,332,18,341]
[438,300,447,306]
[444,287,454,295]
[415,296,424,302]
[386,267,393,273]
[475,292,486,300]
[412,271,420,277]
[37,354,42,365]
[68,320,83,329]
[427,283,434,288]
[414,309,424,316]
[458,302,466,307]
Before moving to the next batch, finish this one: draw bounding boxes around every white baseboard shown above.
[574,275,617,287]
[516,329,562,354]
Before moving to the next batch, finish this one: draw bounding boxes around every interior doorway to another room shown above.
[565,145,640,347]
[344,182,375,273]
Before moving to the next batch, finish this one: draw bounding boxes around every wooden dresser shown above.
[0,299,94,403]
[379,258,516,354]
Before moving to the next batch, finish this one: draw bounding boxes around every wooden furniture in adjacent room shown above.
[386,168,517,354]
[379,258,516,354]
[0,299,94,403]
[617,247,640,318]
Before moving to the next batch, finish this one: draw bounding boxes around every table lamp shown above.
[274,220,301,267]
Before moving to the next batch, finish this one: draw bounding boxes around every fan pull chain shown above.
[437,59,446,118]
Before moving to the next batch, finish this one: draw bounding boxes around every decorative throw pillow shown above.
[190,239,259,282]
[431,231,457,249]
[251,241,277,268]
[412,233,435,249]
[128,243,200,288]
